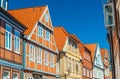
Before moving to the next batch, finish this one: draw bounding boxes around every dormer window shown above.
[1,0,8,10]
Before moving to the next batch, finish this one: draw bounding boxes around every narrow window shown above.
[13,73,18,79]
[37,48,42,63]
[46,30,50,41]
[14,30,20,54]
[38,25,43,37]
[5,24,12,50]
[50,54,54,67]
[29,45,35,61]
[1,0,8,10]
[44,51,48,65]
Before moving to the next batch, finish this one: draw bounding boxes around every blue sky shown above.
[9,0,109,50]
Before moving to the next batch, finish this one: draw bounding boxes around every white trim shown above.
[28,22,38,39]
[39,6,48,22]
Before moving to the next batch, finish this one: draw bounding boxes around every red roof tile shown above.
[8,6,46,35]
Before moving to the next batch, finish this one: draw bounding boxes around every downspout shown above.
[109,28,116,79]
[22,39,26,79]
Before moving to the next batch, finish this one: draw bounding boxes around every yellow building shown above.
[54,27,82,79]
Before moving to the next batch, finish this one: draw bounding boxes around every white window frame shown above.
[3,70,10,79]
[44,51,48,66]
[13,72,18,79]
[38,25,43,37]
[29,45,35,61]
[37,48,42,63]
[50,54,54,68]
[5,23,12,50]
[45,30,50,41]
[1,0,8,10]
[14,30,20,54]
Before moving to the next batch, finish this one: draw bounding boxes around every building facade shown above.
[79,43,93,79]
[85,44,104,79]
[104,0,120,79]
[8,6,59,79]
[0,0,26,78]
[54,27,82,79]
[100,49,109,79]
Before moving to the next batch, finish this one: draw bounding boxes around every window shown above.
[46,30,50,41]
[3,71,10,79]
[56,62,59,74]
[1,0,8,10]
[29,45,35,61]
[5,24,12,50]
[13,73,18,79]
[45,13,49,23]
[14,30,20,54]
[90,71,92,78]
[83,68,86,76]
[27,77,34,79]
[38,25,43,37]
[87,69,89,77]
[37,48,42,63]
[50,54,54,67]
[44,51,48,65]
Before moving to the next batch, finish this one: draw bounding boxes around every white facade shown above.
[93,44,104,79]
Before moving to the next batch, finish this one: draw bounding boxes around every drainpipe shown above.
[22,39,26,79]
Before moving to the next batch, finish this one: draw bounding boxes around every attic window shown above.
[45,13,49,23]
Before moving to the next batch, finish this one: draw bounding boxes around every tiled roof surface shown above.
[8,6,46,34]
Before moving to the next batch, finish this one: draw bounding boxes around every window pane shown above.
[5,32,8,48]
[38,26,43,37]
[5,24,12,32]
[3,71,10,79]
[14,30,20,37]
[13,73,18,79]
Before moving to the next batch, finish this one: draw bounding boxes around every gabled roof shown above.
[85,43,97,62]
[8,6,47,35]
[0,7,27,30]
[54,26,81,51]
[54,27,68,51]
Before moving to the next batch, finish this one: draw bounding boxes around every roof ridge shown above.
[8,5,47,11]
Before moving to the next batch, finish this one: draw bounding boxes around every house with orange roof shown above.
[85,43,104,79]
[100,48,109,79]
[54,26,82,79]
[79,43,93,79]
[8,6,60,79]
[0,0,27,79]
